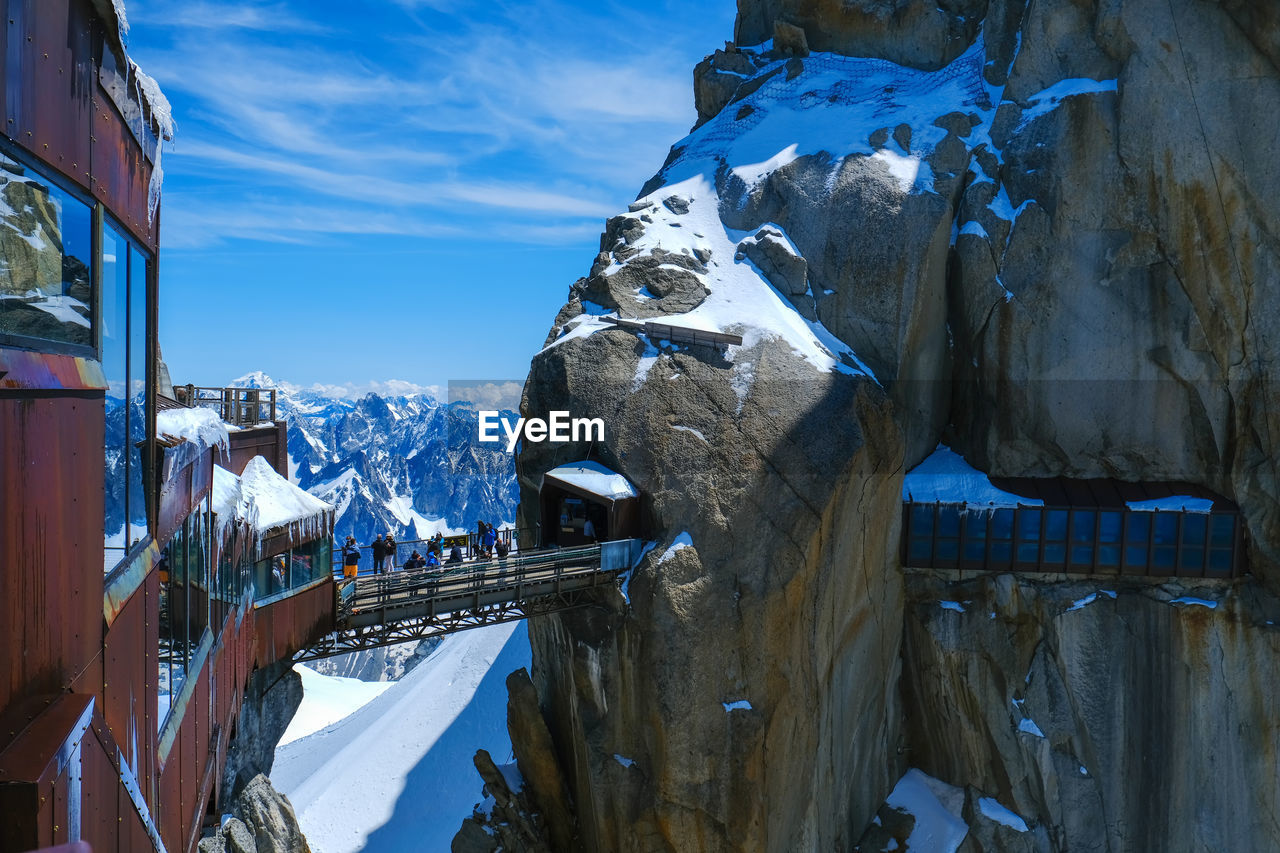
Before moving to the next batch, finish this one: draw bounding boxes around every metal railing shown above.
[902,502,1244,579]
[332,526,541,574]
[173,385,278,427]
[336,542,610,619]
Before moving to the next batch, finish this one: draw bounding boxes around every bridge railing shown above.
[334,540,642,621]
[332,526,541,575]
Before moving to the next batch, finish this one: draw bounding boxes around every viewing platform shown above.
[901,447,1244,579]
[297,540,644,661]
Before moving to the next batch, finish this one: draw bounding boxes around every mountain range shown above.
[228,372,519,551]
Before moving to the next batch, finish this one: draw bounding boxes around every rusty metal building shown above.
[0,4,337,851]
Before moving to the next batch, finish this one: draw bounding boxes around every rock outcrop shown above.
[221,662,303,806]
[198,774,311,853]
[503,0,1280,850]
[901,573,1280,851]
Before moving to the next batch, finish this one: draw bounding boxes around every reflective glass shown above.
[127,246,149,545]
[909,504,935,535]
[1016,509,1041,542]
[1071,511,1096,543]
[1209,515,1235,549]
[1045,510,1068,541]
[908,538,932,563]
[1153,514,1178,545]
[102,224,130,570]
[1181,514,1207,547]
[937,506,960,538]
[990,509,1014,540]
[1098,512,1122,543]
[0,151,93,348]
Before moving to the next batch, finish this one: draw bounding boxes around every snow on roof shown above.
[1126,496,1214,513]
[902,445,1043,507]
[543,460,639,501]
[157,406,230,455]
[238,456,332,535]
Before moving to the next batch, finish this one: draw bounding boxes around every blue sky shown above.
[125,0,736,396]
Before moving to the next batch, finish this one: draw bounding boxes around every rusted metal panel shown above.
[102,539,159,628]
[0,693,94,853]
[30,0,94,183]
[227,422,289,477]
[89,53,156,249]
[2,0,158,251]
[0,350,107,391]
[0,397,103,722]
[254,579,337,667]
[156,444,213,550]
[157,745,182,853]
[79,724,118,853]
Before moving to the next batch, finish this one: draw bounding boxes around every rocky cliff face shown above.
[900,573,1280,852]
[507,0,1280,850]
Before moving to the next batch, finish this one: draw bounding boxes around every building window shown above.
[0,148,94,352]
[102,222,153,571]
[254,538,333,601]
[158,507,210,732]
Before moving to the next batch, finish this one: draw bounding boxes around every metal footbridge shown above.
[295,539,643,662]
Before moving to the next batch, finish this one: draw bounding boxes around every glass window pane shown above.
[1152,546,1176,570]
[991,509,1014,541]
[1207,549,1232,576]
[938,506,960,538]
[1124,545,1148,568]
[1043,543,1065,564]
[102,226,129,570]
[1071,511,1095,543]
[0,151,93,348]
[1179,547,1205,573]
[990,541,1012,563]
[909,504,934,536]
[1045,510,1068,542]
[963,541,985,562]
[1153,514,1178,545]
[908,538,931,563]
[964,512,988,540]
[128,246,149,545]
[936,539,958,561]
[1070,545,1094,567]
[1098,512,1122,543]
[1181,514,1207,547]
[1127,513,1151,544]
[1016,542,1040,563]
[1016,509,1041,542]
[1209,515,1235,548]
[1098,545,1120,567]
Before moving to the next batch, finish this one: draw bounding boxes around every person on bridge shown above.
[404,550,425,571]
[371,534,387,574]
[583,517,597,542]
[495,537,510,560]
[383,533,397,572]
[482,523,498,557]
[341,536,360,579]
[447,544,463,565]
[425,550,441,570]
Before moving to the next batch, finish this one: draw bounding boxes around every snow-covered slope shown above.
[272,623,531,853]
